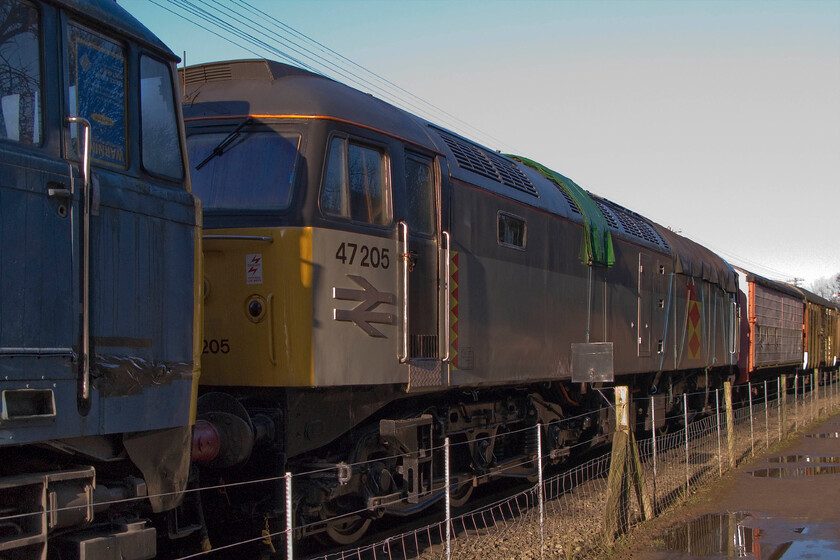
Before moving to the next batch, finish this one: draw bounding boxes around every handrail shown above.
[442,231,451,362]
[202,235,273,242]
[68,116,92,411]
[399,221,409,363]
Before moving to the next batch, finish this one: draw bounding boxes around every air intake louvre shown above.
[558,188,582,215]
[436,130,538,197]
[183,64,233,86]
[597,198,671,250]
[593,199,619,229]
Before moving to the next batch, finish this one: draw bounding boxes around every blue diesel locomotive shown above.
[0,1,200,558]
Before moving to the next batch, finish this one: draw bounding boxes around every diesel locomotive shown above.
[1,2,837,555]
[0,0,199,558]
[181,59,754,546]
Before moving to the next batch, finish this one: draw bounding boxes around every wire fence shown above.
[1,373,834,560]
[295,371,839,560]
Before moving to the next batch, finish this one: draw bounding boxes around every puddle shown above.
[767,455,840,464]
[781,539,840,559]
[659,512,757,557]
[805,432,840,438]
[750,465,840,478]
[657,515,840,559]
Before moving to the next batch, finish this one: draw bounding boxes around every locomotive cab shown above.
[0,1,200,558]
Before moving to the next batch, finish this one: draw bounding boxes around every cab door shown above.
[0,0,77,430]
[402,153,441,362]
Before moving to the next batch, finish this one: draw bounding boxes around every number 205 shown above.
[335,243,390,269]
[203,339,230,354]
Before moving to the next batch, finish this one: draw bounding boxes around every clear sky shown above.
[121,0,840,287]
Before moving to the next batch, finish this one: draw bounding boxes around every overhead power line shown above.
[153,0,515,152]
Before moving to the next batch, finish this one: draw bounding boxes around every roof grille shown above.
[183,64,233,86]
[593,199,619,229]
[599,199,671,250]
[558,188,582,215]
[436,130,538,197]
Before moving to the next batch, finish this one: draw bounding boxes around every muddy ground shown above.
[608,412,840,559]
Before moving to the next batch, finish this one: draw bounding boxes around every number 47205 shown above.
[335,242,390,269]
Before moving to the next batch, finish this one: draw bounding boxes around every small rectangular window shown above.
[498,212,526,249]
[321,136,391,226]
[0,0,41,145]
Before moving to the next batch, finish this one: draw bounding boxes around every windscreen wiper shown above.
[195,117,253,170]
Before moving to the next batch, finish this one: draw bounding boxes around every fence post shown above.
[748,382,754,457]
[794,373,799,431]
[445,437,451,560]
[764,380,769,449]
[683,396,690,494]
[537,424,544,560]
[285,472,293,560]
[725,381,735,469]
[602,387,651,545]
[779,375,787,441]
[651,396,658,510]
[716,389,722,477]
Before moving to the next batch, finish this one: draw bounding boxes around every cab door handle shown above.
[48,181,72,198]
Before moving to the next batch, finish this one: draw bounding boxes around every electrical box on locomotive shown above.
[0,1,200,558]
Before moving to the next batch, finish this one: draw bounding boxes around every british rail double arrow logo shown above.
[333,275,395,338]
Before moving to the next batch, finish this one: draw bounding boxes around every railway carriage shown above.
[182,59,739,546]
[0,1,200,558]
[735,267,840,387]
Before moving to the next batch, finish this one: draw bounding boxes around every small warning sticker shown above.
[246,254,263,285]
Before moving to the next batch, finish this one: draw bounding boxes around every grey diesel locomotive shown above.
[182,59,743,546]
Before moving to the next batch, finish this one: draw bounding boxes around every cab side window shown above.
[321,136,391,226]
[140,56,183,180]
[67,23,127,168]
[0,0,41,145]
[405,154,435,236]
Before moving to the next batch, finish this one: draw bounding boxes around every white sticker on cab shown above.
[246,254,263,285]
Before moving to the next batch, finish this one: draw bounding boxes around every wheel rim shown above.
[324,516,372,545]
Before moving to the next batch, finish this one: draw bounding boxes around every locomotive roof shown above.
[183,59,741,293]
[182,59,435,149]
[53,0,178,60]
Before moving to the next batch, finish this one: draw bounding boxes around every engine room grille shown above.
[592,199,619,229]
[183,64,233,86]
[558,188,582,215]
[596,198,671,250]
[435,130,538,197]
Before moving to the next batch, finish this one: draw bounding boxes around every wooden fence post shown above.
[602,387,652,545]
[724,381,735,469]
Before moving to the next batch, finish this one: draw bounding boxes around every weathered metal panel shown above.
[751,282,803,369]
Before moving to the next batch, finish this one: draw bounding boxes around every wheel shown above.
[323,515,372,545]
[449,482,473,508]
